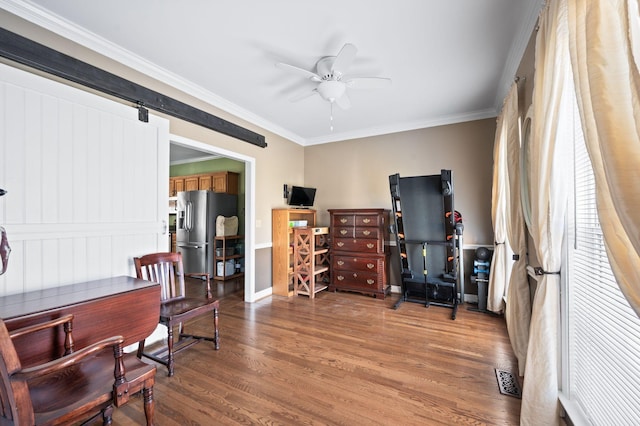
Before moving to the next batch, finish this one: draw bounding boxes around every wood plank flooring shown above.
[109,285,521,425]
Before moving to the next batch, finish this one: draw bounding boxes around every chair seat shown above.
[30,352,155,424]
[160,297,219,323]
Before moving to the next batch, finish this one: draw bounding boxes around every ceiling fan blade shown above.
[346,77,392,89]
[289,88,318,102]
[275,62,322,82]
[331,43,357,75]
[335,93,351,110]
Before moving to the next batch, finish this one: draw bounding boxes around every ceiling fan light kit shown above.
[276,43,391,131]
[317,80,346,103]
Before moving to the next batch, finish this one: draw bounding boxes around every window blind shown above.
[566,100,640,425]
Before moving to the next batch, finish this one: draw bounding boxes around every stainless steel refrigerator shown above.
[176,190,237,276]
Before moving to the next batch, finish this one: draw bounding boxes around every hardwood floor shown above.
[110,283,521,425]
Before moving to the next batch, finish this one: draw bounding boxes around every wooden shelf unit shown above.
[272,209,317,296]
[293,226,330,298]
[213,235,244,281]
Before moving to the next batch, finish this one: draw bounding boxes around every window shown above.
[560,88,640,425]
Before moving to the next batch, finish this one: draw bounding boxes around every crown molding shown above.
[303,107,498,146]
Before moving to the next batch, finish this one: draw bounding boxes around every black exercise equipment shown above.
[389,170,464,319]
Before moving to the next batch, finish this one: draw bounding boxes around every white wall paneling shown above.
[0,63,169,296]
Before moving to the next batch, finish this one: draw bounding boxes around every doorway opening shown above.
[169,134,257,303]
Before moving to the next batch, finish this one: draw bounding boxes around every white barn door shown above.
[0,63,169,296]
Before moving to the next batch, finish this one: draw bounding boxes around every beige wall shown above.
[306,119,496,245]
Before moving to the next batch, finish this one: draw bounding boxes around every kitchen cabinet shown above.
[184,176,200,191]
[169,172,239,195]
[212,172,238,193]
[169,177,185,196]
[199,175,213,191]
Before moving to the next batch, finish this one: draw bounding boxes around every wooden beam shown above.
[0,27,267,148]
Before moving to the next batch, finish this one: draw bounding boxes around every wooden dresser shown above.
[328,208,390,299]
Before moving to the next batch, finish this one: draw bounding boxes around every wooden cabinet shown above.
[293,226,330,298]
[169,177,185,196]
[212,172,239,194]
[184,176,200,191]
[169,172,239,196]
[272,209,317,296]
[328,209,390,299]
[199,175,213,191]
[213,235,244,281]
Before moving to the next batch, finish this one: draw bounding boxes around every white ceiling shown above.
[4,0,543,146]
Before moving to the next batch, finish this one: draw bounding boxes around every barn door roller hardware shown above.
[0,28,266,148]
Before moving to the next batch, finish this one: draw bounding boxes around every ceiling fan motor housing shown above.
[316,56,341,80]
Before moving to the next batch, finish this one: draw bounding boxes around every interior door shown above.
[0,63,169,296]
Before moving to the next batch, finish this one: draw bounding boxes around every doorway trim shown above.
[169,134,257,303]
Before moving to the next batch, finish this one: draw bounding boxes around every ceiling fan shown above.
[275,43,391,129]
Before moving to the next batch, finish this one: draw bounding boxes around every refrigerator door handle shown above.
[185,201,193,231]
[178,243,202,249]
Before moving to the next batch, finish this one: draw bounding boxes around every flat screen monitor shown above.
[288,186,316,207]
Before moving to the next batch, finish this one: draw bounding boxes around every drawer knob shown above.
[337,275,345,281]
[362,230,371,236]
[337,242,344,247]
[340,218,348,223]
[353,273,358,278]
[367,263,375,269]
[367,279,375,285]
[363,218,371,224]
[337,260,344,266]
[340,229,348,235]
[367,243,374,249]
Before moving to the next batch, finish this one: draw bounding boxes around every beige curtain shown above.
[487,95,512,314]
[503,83,531,377]
[567,0,640,317]
[520,0,570,424]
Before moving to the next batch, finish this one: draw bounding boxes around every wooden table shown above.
[0,275,160,367]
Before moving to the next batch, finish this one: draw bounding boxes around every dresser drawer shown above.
[334,226,380,239]
[334,227,353,238]
[355,214,382,227]
[331,214,383,228]
[332,270,381,290]
[333,256,381,273]
[354,227,379,239]
[332,215,355,227]
[333,238,382,254]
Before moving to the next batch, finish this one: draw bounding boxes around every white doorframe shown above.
[168,134,257,303]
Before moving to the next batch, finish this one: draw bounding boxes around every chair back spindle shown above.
[135,252,186,302]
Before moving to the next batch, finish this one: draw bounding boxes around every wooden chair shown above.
[134,252,220,377]
[0,314,156,425]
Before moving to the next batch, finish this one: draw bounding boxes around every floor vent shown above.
[495,369,522,399]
